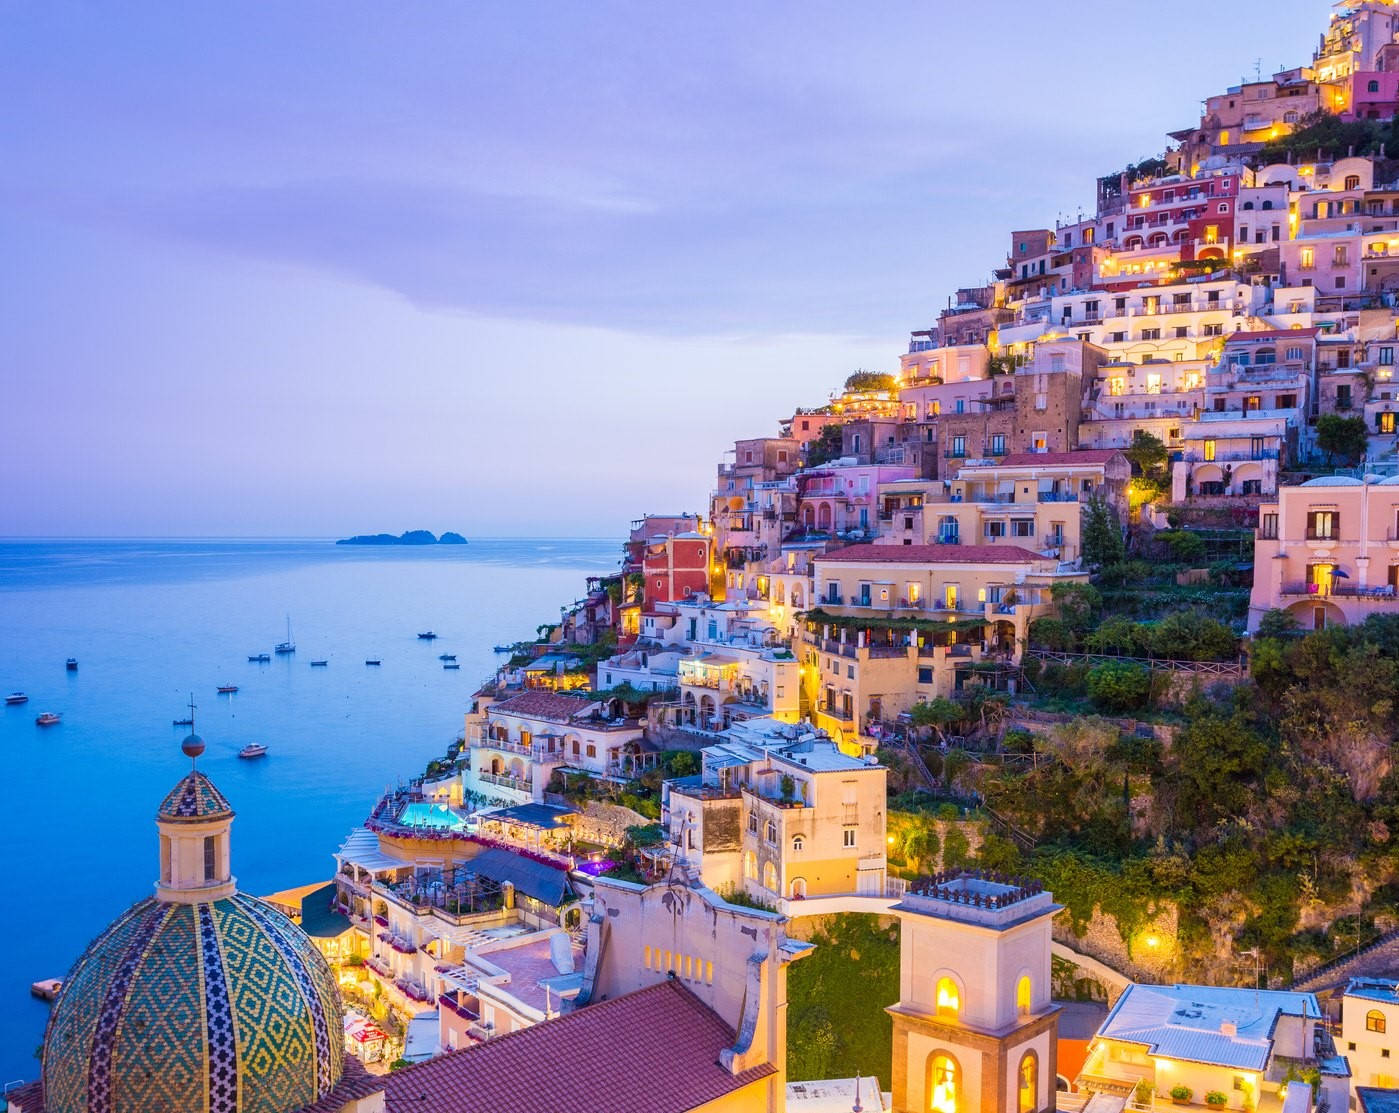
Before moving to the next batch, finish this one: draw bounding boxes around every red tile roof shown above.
[383,980,774,1113]
[818,543,1047,565]
[985,450,1121,468]
[492,691,596,722]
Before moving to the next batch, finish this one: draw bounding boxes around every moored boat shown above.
[6,692,28,705]
[310,660,328,667]
[217,684,238,694]
[274,615,296,654]
[438,653,456,661]
[65,658,78,671]
[248,653,270,663]
[417,631,437,640]
[443,663,461,670]
[238,743,268,759]
[365,659,381,666]
[31,978,63,1001]
[492,645,513,653]
[36,712,61,726]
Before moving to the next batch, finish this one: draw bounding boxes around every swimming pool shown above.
[395,802,469,831]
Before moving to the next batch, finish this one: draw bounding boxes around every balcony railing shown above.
[478,770,532,792]
[819,704,855,723]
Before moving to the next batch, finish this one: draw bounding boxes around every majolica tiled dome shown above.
[42,893,344,1113]
[156,768,234,823]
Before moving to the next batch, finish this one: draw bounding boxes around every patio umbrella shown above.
[1333,569,1350,578]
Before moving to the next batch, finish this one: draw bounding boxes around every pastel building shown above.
[1342,979,1399,1090]
[1077,983,1345,1113]
[662,717,889,909]
[462,691,646,804]
[643,530,712,605]
[1172,412,1292,502]
[1249,475,1399,631]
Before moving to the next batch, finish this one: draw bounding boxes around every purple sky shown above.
[2,1,1322,537]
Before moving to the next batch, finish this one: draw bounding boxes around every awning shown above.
[480,803,576,831]
[335,827,405,874]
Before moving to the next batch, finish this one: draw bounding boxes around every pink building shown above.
[1249,475,1399,632]
[1342,71,1399,121]
[796,462,916,537]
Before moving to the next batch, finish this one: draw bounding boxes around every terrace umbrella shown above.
[1333,569,1350,577]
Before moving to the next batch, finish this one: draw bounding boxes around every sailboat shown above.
[274,615,296,655]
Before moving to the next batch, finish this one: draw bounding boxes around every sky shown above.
[1,0,1325,538]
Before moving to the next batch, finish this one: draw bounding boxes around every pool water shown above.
[396,801,469,830]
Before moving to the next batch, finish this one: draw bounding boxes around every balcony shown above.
[438,993,479,1023]
[819,703,855,724]
[1037,491,1080,503]
[477,770,532,792]
[1281,582,1399,600]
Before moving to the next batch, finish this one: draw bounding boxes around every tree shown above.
[1315,414,1369,466]
[909,698,963,747]
[1125,430,1169,483]
[1082,495,1126,567]
[843,370,897,394]
[805,423,847,467]
[1085,660,1152,712]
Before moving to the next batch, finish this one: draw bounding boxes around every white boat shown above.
[6,692,28,705]
[31,978,63,1001]
[36,712,61,726]
[275,615,296,654]
[238,743,268,759]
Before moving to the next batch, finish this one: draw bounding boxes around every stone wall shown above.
[1052,903,1183,986]
[570,801,655,848]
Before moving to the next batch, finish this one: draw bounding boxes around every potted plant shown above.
[1134,1081,1155,1108]
[1205,1092,1229,1108]
[1171,1086,1193,1105]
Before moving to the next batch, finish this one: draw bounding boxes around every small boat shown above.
[417,631,437,640]
[443,663,461,670]
[31,978,63,1001]
[65,658,78,671]
[492,645,513,653]
[217,685,238,694]
[310,660,328,667]
[173,717,194,727]
[36,712,61,726]
[438,653,456,661]
[248,653,270,663]
[238,743,268,759]
[275,615,296,655]
[6,692,28,705]
[365,659,381,666]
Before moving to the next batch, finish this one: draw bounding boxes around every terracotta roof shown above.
[985,451,1121,468]
[491,691,596,722]
[818,543,1048,565]
[383,980,774,1113]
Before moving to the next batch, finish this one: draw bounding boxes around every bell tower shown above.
[154,726,238,903]
[888,870,1061,1113]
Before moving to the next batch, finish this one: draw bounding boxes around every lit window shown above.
[936,977,961,1018]
[1203,440,1216,462]
[1020,1051,1039,1113]
[930,1055,959,1113]
[1368,1011,1387,1034]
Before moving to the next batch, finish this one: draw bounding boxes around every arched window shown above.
[743,850,757,881]
[585,743,596,758]
[789,877,807,898]
[1261,200,1274,210]
[1369,80,1381,93]
[1017,975,1033,1016]
[928,1053,959,1113]
[1368,1009,1387,1033]
[1347,175,1362,191]
[791,834,805,854]
[1019,1051,1039,1113]
[1242,201,1255,210]
[762,861,779,891]
[766,819,778,844]
[935,977,960,1018]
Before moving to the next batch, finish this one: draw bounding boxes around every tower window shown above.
[936,977,960,1018]
[203,835,216,881]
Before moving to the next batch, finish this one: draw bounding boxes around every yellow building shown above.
[802,544,1088,744]
[663,718,889,910]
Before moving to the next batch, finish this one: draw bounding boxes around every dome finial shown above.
[180,694,204,766]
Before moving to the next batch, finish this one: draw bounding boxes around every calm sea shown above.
[0,537,617,1087]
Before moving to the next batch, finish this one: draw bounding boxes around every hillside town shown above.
[16,4,1399,1113]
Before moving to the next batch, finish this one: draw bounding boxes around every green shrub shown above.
[1085,660,1152,712]
[1171,1086,1193,1102]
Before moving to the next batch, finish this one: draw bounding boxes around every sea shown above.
[0,536,618,1088]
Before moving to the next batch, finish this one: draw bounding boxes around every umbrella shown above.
[1333,569,1350,579]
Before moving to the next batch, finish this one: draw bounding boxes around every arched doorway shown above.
[1019,1051,1039,1113]
[789,877,807,899]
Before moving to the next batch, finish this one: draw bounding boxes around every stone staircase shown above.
[1290,928,1399,993]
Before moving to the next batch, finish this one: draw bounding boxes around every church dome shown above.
[42,894,343,1113]
[39,745,345,1113]
[157,769,233,823]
